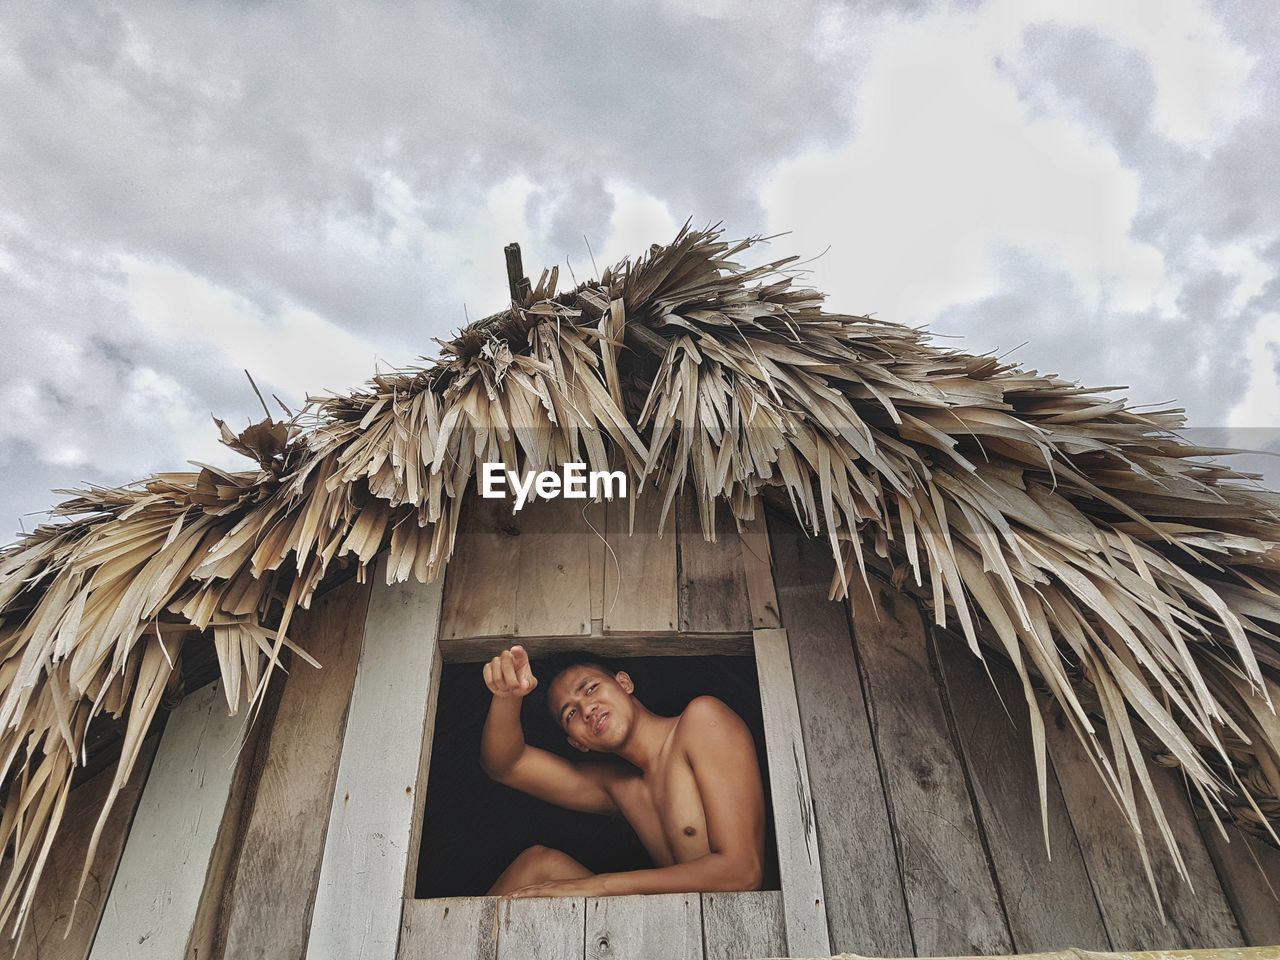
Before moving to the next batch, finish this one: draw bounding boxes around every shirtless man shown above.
[480,645,766,899]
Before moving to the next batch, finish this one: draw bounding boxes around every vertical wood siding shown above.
[216,576,373,960]
[768,517,912,957]
[1045,699,1242,951]
[935,629,1111,952]
[9,736,158,960]
[90,682,246,960]
[305,562,444,959]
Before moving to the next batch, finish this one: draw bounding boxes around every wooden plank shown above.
[90,681,247,960]
[678,495,750,634]
[398,897,498,960]
[585,894,701,960]
[586,498,606,627]
[1044,698,1243,950]
[752,627,830,958]
[738,511,780,629]
[438,634,751,664]
[9,737,158,960]
[700,890,784,960]
[935,630,1111,952]
[849,576,1013,957]
[514,498,592,638]
[218,577,372,960]
[604,489,677,634]
[186,666,284,960]
[442,497,519,638]
[496,897,585,960]
[1200,819,1280,946]
[305,559,444,960]
[768,517,912,956]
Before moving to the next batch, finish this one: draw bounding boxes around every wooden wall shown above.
[766,510,1273,957]
[38,494,1280,960]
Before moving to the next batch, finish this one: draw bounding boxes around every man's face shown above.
[548,664,636,753]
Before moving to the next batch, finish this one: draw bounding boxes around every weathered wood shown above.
[305,561,444,960]
[738,511,780,629]
[398,897,498,960]
[604,490,677,634]
[935,630,1111,952]
[768,517,912,956]
[586,894,701,960]
[678,495,750,634]
[849,577,1013,957]
[218,577,372,960]
[587,499,606,626]
[441,497,519,638]
[90,682,246,960]
[700,890,785,960]
[1200,820,1280,946]
[10,737,158,960]
[496,897,585,960]
[514,497,592,637]
[438,634,751,664]
[504,242,530,303]
[186,667,283,960]
[441,497,593,640]
[1044,699,1243,950]
[752,627,830,958]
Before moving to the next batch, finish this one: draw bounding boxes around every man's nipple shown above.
[683,825,697,837]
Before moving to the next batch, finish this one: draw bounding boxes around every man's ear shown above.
[614,670,634,694]
[567,736,590,753]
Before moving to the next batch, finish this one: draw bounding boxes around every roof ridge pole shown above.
[504,241,531,303]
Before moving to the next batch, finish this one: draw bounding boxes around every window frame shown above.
[403,629,830,958]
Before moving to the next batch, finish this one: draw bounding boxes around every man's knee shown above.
[513,845,576,879]
[516,844,559,866]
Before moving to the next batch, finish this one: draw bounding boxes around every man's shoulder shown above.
[676,696,747,745]
[681,695,736,723]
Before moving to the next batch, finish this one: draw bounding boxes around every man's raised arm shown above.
[479,646,618,815]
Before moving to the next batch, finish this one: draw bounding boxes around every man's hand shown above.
[483,645,538,699]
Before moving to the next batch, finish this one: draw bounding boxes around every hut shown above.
[0,225,1278,960]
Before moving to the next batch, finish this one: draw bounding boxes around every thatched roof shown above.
[0,223,1278,934]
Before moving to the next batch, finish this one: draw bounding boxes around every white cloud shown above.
[1228,312,1280,429]
[598,181,681,269]
[759,0,1252,328]
[123,257,391,404]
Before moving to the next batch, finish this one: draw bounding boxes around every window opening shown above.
[415,653,779,898]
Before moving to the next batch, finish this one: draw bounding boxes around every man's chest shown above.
[616,757,710,866]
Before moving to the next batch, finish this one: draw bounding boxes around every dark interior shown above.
[415,653,779,898]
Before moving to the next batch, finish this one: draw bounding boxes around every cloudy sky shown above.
[2,0,1277,540]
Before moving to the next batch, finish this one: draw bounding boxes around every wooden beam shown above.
[305,559,445,959]
[769,517,911,956]
[677,494,750,634]
[397,897,498,960]
[1200,818,1280,946]
[739,510,781,629]
[849,577,1013,957]
[504,242,531,304]
[10,737,158,960]
[935,628,1111,952]
[1044,697,1242,951]
[438,633,751,664]
[495,898,584,959]
[604,489,677,634]
[752,627,830,958]
[218,577,372,959]
[585,894,701,960]
[90,682,246,960]
[700,890,785,960]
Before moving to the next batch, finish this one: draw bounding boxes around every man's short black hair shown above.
[536,649,621,722]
